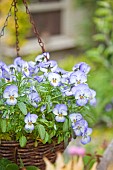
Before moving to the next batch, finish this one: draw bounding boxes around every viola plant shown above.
[0,52,96,147]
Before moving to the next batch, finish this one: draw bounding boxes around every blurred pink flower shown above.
[67,146,86,156]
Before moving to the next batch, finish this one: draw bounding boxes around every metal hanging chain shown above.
[22,0,46,54]
[13,0,20,57]
[0,0,14,38]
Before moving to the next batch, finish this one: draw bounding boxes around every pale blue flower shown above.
[28,61,38,75]
[81,128,92,144]
[39,60,57,73]
[22,61,30,77]
[73,62,90,74]
[80,63,91,74]
[8,64,17,75]
[41,105,46,112]
[72,84,91,106]
[70,70,87,85]
[89,89,96,106]
[69,113,83,127]
[24,113,38,131]
[73,119,88,136]
[14,57,23,72]
[0,61,7,78]
[53,104,68,122]
[28,92,41,107]
[55,67,67,75]
[48,72,61,87]
[2,66,11,81]
[34,75,44,83]
[35,52,50,64]
[3,85,18,105]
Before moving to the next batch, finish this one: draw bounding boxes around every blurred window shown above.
[31,11,61,37]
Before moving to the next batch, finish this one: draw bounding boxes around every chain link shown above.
[22,0,46,54]
[13,0,20,57]
[0,0,47,59]
[0,0,14,38]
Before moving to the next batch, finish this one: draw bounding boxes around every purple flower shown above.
[72,84,91,106]
[73,62,90,74]
[28,61,38,75]
[0,61,7,78]
[70,70,87,85]
[73,119,88,136]
[69,113,83,127]
[2,66,11,81]
[35,52,50,64]
[3,85,18,105]
[41,105,46,112]
[89,89,96,106]
[28,92,41,107]
[14,57,23,72]
[24,113,38,131]
[34,75,44,83]
[48,72,61,87]
[39,60,57,73]
[61,72,70,84]
[105,103,113,112]
[8,64,17,75]
[53,104,68,122]
[81,128,92,145]
[60,86,72,96]
[55,67,67,75]
[21,61,30,77]
[79,63,91,74]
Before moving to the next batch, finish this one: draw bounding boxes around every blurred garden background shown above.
[0,0,113,169]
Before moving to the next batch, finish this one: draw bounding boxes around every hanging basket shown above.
[0,139,65,169]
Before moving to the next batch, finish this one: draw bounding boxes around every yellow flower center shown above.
[28,121,32,125]
[10,96,14,100]
[52,78,57,83]
[24,67,28,72]
[77,80,81,84]
[59,114,63,117]
[79,95,84,99]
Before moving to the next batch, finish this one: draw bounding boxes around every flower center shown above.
[77,80,81,84]
[10,96,14,100]
[73,119,76,123]
[59,113,63,117]
[79,95,84,99]
[24,67,28,72]
[52,78,57,83]
[28,121,32,125]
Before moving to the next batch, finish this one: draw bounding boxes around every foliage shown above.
[0,0,31,46]
[85,0,113,125]
[0,158,39,170]
[0,52,96,147]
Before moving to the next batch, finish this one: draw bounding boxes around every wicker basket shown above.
[0,139,65,170]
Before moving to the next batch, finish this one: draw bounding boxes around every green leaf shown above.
[0,158,11,167]
[37,124,46,140]
[19,136,27,147]
[6,164,19,170]
[26,166,39,170]
[1,119,7,133]
[43,132,49,144]
[0,165,5,170]
[50,130,56,138]
[97,1,110,8]
[63,118,69,132]
[93,34,105,42]
[18,102,27,115]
